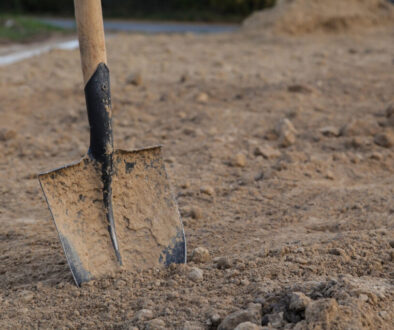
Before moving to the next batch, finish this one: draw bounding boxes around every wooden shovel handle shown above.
[74,0,107,85]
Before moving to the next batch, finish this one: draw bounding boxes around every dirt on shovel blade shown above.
[39,147,185,285]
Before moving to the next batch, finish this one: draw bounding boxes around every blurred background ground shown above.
[0,0,393,329]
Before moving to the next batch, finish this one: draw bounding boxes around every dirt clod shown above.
[191,247,211,264]
[187,267,204,282]
[374,132,394,148]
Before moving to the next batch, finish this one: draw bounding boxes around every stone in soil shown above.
[133,309,154,322]
[191,247,211,263]
[253,145,281,159]
[200,185,215,196]
[234,321,264,330]
[145,318,166,330]
[187,267,204,282]
[183,321,205,330]
[214,256,232,269]
[289,292,312,312]
[275,118,297,147]
[218,310,260,330]
[126,71,143,86]
[340,118,379,137]
[319,126,340,137]
[233,153,247,167]
[374,131,394,148]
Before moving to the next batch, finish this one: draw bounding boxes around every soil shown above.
[0,2,394,329]
[243,0,394,35]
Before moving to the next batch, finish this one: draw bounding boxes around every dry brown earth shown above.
[0,4,393,329]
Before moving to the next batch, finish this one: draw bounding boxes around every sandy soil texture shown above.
[0,4,394,329]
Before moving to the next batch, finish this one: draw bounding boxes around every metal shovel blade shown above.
[39,146,186,286]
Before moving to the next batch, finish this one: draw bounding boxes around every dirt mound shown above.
[243,0,394,35]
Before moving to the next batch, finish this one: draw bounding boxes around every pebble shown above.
[187,267,204,282]
[289,292,312,311]
[374,132,394,148]
[20,291,34,303]
[358,294,369,302]
[319,126,340,137]
[324,170,335,180]
[275,118,297,147]
[218,310,259,330]
[200,185,215,196]
[191,247,211,263]
[190,207,203,220]
[183,321,205,330]
[253,145,281,159]
[210,313,222,326]
[234,322,263,330]
[214,256,231,269]
[196,92,209,103]
[340,118,379,137]
[261,312,283,327]
[133,309,154,322]
[305,299,338,323]
[145,318,166,330]
[126,71,143,86]
[369,152,383,160]
[0,128,17,141]
[233,153,247,167]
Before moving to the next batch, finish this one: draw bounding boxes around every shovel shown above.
[39,0,186,286]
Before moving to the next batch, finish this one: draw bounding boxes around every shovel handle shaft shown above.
[74,0,107,85]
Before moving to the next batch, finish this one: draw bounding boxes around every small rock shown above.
[210,313,222,326]
[133,309,154,322]
[196,92,209,103]
[369,152,383,161]
[261,313,284,328]
[340,118,379,137]
[325,170,335,180]
[191,247,211,263]
[145,318,166,330]
[358,294,369,302]
[183,321,205,330]
[289,292,312,311]
[190,207,203,220]
[214,256,231,269]
[379,311,388,320]
[218,310,259,330]
[276,119,297,147]
[247,303,262,323]
[234,322,263,330]
[188,267,203,282]
[233,153,247,167]
[294,257,308,265]
[287,84,313,94]
[374,132,394,148]
[20,291,34,303]
[126,71,143,86]
[328,247,346,256]
[319,126,340,137]
[0,128,17,141]
[254,145,281,159]
[200,185,215,196]
[305,299,338,324]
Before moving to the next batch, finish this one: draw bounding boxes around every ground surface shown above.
[0,16,393,330]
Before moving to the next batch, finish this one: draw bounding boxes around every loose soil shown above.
[0,4,393,329]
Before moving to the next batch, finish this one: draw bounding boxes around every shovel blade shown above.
[39,146,186,286]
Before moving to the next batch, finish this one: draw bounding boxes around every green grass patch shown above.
[0,15,67,43]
